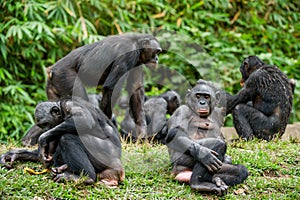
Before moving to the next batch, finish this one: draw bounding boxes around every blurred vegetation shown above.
[0,0,299,142]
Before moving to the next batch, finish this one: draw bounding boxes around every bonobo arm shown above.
[38,118,76,147]
[38,118,76,165]
[166,127,222,173]
[0,149,39,168]
[226,80,256,114]
[166,105,222,172]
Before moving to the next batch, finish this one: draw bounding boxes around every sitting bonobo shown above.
[226,56,293,141]
[165,80,248,196]
[0,97,124,186]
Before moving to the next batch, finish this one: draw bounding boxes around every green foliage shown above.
[0,0,299,140]
[0,139,299,199]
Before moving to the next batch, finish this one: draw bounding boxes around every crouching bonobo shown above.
[0,97,124,186]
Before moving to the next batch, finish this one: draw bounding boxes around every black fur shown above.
[226,56,293,141]
[22,33,162,146]
[120,90,181,143]
[1,97,124,184]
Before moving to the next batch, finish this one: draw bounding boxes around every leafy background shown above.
[0,0,299,142]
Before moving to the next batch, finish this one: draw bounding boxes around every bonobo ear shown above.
[171,95,177,101]
[187,89,191,96]
[140,38,151,49]
[51,106,61,117]
[185,89,192,101]
[215,91,220,102]
[244,60,249,71]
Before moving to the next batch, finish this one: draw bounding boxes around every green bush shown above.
[0,0,299,141]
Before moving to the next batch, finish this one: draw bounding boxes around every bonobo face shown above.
[240,56,264,86]
[140,39,162,69]
[35,102,64,131]
[187,84,215,118]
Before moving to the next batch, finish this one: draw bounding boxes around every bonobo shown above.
[226,55,293,141]
[1,97,124,185]
[22,94,117,146]
[165,80,248,196]
[120,91,181,143]
[22,33,162,146]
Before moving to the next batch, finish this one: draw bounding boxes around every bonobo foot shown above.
[53,172,94,184]
[51,164,68,175]
[51,164,94,184]
[98,168,125,187]
[174,170,192,183]
[190,177,228,196]
[136,125,147,139]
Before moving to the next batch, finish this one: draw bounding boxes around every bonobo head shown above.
[139,36,162,69]
[187,80,219,118]
[160,90,182,115]
[35,101,64,131]
[240,55,265,86]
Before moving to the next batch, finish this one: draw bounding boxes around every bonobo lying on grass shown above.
[0,97,124,186]
[165,80,248,196]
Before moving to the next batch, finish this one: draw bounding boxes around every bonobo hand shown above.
[38,136,53,168]
[191,144,222,173]
[0,150,18,169]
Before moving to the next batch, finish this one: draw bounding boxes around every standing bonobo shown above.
[1,97,124,185]
[22,33,162,146]
[166,80,248,196]
[226,56,293,141]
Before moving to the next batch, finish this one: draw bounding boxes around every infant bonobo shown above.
[165,80,248,196]
[0,97,124,186]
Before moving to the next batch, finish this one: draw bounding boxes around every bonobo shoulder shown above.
[170,105,192,119]
[146,97,167,105]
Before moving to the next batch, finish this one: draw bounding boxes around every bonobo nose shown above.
[199,100,205,105]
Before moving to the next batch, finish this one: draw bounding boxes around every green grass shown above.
[0,139,299,200]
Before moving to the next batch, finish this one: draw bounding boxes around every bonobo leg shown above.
[100,87,114,119]
[212,163,248,186]
[126,67,147,138]
[52,134,96,183]
[233,104,280,140]
[190,139,227,195]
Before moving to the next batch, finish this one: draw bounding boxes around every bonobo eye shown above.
[204,94,210,99]
[51,106,60,116]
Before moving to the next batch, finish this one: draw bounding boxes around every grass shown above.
[0,138,299,200]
